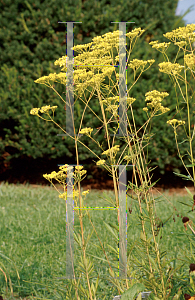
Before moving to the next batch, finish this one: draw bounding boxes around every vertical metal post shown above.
[57,21,82,138]
[110,22,134,137]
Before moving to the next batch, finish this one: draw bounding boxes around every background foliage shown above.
[0,0,193,184]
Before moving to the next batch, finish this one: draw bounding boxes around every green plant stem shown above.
[96,86,119,208]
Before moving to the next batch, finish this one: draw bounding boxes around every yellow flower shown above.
[105,104,119,118]
[59,164,69,172]
[58,188,79,201]
[34,73,59,85]
[75,166,84,171]
[149,41,171,52]
[147,59,155,65]
[71,42,94,53]
[34,75,51,85]
[124,155,131,160]
[145,90,169,100]
[128,59,155,72]
[82,190,90,198]
[161,107,170,114]
[30,108,40,115]
[30,105,58,115]
[167,119,185,127]
[43,171,58,179]
[126,27,145,40]
[39,105,58,114]
[74,169,87,178]
[184,53,195,70]
[102,145,120,156]
[163,24,195,43]
[79,127,93,135]
[149,41,159,46]
[143,107,148,112]
[128,59,148,70]
[96,159,106,166]
[54,56,68,72]
[145,90,170,114]
[158,62,184,75]
[174,41,187,47]
[127,97,136,105]
[55,73,66,84]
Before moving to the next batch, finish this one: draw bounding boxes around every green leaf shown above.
[103,221,118,240]
[172,287,182,300]
[190,275,195,291]
[185,186,194,199]
[120,283,146,300]
[162,213,174,227]
[173,172,192,181]
[85,253,108,263]
[178,139,189,145]
[178,201,192,208]
[146,254,159,272]
[186,164,195,167]
[85,228,95,249]
[107,244,118,255]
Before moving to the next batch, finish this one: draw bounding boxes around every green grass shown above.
[0,181,194,299]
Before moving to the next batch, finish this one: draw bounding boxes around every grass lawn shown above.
[0,181,194,299]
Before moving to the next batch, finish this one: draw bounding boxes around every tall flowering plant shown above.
[29,26,195,299]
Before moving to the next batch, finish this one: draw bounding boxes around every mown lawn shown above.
[0,181,194,299]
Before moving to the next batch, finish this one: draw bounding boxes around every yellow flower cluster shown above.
[174,41,187,48]
[184,53,195,70]
[105,104,119,118]
[144,90,170,114]
[102,96,136,118]
[43,165,87,182]
[30,105,58,115]
[126,27,145,40]
[127,97,136,105]
[102,96,118,118]
[58,189,89,201]
[129,59,151,70]
[103,96,136,105]
[163,24,195,43]
[75,165,84,171]
[124,151,137,164]
[79,127,93,135]
[34,73,66,85]
[149,41,171,52]
[82,190,90,197]
[34,27,154,97]
[74,166,87,177]
[43,170,66,181]
[43,164,89,201]
[96,159,106,166]
[143,107,148,112]
[167,119,185,127]
[102,145,120,157]
[158,62,184,75]
[54,55,68,70]
[128,59,155,72]
[73,69,93,82]
[101,30,124,50]
[123,155,132,164]
[42,31,123,94]
[102,96,119,105]
[145,90,169,101]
